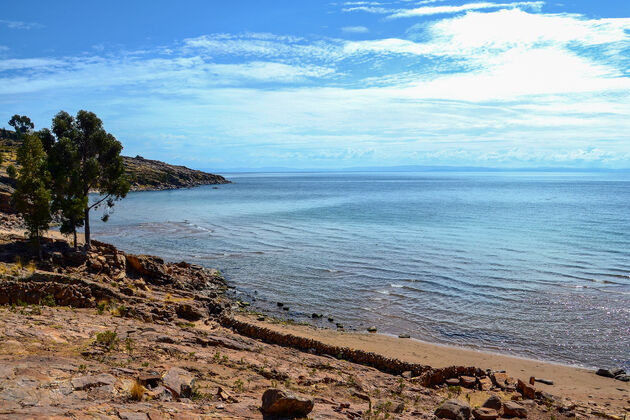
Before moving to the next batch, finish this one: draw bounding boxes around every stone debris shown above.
[261,388,314,418]
[435,399,471,420]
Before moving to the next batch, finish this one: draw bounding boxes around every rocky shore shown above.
[123,155,230,192]
[0,221,628,418]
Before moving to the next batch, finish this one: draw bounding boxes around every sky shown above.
[1,0,629,170]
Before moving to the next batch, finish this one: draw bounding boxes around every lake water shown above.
[91,171,630,369]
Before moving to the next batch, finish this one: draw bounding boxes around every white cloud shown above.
[0,19,43,30]
[341,25,370,33]
[388,1,544,18]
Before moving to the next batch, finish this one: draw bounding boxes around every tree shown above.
[51,110,129,248]
[8,115,34,139]
[13,133,52,257]
[48,137,86,249]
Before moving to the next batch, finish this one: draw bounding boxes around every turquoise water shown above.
[92,172,630,369]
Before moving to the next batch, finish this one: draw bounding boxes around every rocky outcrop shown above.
[123,155,230,191]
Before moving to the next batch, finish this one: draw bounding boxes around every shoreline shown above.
[233,312,630,410]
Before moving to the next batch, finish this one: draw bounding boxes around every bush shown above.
[95,330,119,351]
[40,294,56,307]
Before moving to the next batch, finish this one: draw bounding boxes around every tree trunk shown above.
[84,208,91,249]
[73,228,77,250]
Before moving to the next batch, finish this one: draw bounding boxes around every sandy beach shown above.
[236,313,630,411]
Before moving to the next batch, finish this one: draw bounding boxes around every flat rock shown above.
[479,376,493,391]
[460,375,477,388]
[71,374,116,391]
[435,399,471,420]
[261,388,314,418]
[503,401,527,418]
[517,379,536,399]
[446,378,460,386]
[162,367,194,399]
[472,407,499,420]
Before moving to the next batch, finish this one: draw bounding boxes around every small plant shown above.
[213,351,221,363]
[26,260,36,274]
[14,256,22,270]
[78,364,87,372]
[142,361,149,367]
[95,330,119,351]
[96,301,107,314]
[125,337,135,354]
[233,378,244,392]
[447,385,461,395]
[115,305,129,317]
[129,380,145,401]
[40,294,56,307]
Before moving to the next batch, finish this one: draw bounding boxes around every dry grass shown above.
[129,380,145,401]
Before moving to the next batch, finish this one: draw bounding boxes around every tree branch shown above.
[88,194,111,210]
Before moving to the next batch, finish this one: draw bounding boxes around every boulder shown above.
[261,388,314,418]
[446,378,460,386]
[483,395,502,410]
[175,303,205,321]
[126,254,169,285]
[367,326,377,333]
[615,374,630,382]
[162,367,194,399]
[503,401,527,418]
[435,399,471,420]
[473,407,499,420]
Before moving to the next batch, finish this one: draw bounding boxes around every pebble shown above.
[399,333,411,338]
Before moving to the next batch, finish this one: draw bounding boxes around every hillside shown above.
[0,137,230,193]
[123,155,230,191]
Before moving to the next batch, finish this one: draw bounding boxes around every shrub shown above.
[40,294,56,307]
[95,330,119,351]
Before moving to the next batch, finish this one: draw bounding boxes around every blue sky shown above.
[1,1,629,170]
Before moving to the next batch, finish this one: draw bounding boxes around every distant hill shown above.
[0,135,230,195]
[123,155,230,191]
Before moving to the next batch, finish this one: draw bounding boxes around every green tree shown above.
[51,110,129,248]
[8,115,34,139]
[48,137,86,249]
[13,133,52,256]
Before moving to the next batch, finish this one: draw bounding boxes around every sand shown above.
[237,313,630,411]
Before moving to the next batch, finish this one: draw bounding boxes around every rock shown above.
[483,395,503,410]
[162,367,194,399]
[327,317,334,322]
[71,374,116,391]
[145,385,172,402]
[283,306,289,311]
[261,388,314,418]
[175,303,204,321]
[492,372,511,389]
[517,379,536,399]
[257,316,265,321]
[393,402,405,414]
[503,401,527,418]
[534,378,554,385]
[118,410,148,420]
[473,407,499,420]
[367,326,377,333]
[596,368,616,378]
[138,371,162,388]
[446,378,460,386]
[615,375,630,382]
[217,386,238,403]
[479,376,493,391]
[277,302,283,307]
[611,368,627,376]
[399,333,411,338]
[435,399,471,420]
[460,376,477,388]
[402,371,412,379]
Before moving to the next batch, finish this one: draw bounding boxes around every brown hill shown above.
[123,155,230,191]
